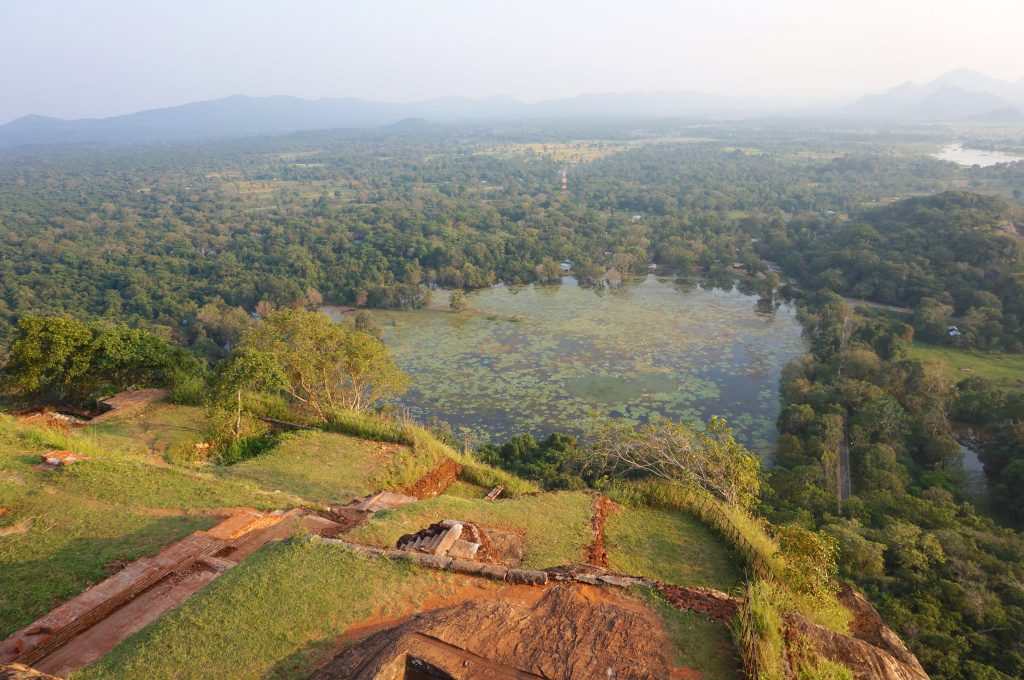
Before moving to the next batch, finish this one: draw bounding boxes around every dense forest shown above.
[2,121,1024,678]
[766,191,1023,350]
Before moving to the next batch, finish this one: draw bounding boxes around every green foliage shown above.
[209,347,286,440]
[981,419,1024,525]
[586,415,761,508]
[732,581,788,680]
[769,294,1024,678]
[477,432,586,490]
[213,433,282,465]
[774,191,1024,351]
[0,315,186,404]
[242,309,408,420]
[773,524,839,599]
[447,289,468,313]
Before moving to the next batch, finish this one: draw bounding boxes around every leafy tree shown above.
[584,415,760,507]
[211,348,285,440]
[0,315,181,403]
[241,308,408,420]
[448,290,468,314]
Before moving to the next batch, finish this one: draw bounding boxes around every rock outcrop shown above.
[311,584,677,679]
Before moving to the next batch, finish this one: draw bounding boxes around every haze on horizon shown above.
[2,0,1022,124]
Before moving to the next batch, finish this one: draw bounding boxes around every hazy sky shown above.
[2,0,1023,123]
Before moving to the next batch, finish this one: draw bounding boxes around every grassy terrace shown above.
[908,341,1024,388]
[74,542,443,680]
[345,491,594,569]
[90,404,206,458]
[644,590,740,680]
[0,416,276,637]
[220,430,409,504]
[606,506,740,591]
[0,405,440,638]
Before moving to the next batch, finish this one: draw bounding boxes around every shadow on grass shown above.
[262,634,348,680]
[0,513,215,638]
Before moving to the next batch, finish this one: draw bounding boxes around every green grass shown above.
[0,416,276,637]
[443,479,488,499]
[733,581,787,680]
[345,491,593,569]
[642,588,740,680]
[218,430,407,504]
[73,541,444,680]
[606,506,740,591]
[90,403,206,457]
[908,342,1024,388]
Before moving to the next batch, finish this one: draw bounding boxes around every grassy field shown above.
[479,137,713,162]
[73,541,445,680]
[908,342,1024,388]
[345,491,593,569]
[605,506,740,592]
[218,430,407,504]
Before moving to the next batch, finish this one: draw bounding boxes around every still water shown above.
[934,143,1024,167]
[326,275,807,453]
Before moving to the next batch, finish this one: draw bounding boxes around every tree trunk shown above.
[235,388,243,440]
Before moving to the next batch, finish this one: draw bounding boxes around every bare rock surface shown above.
[786,613,930,680]
[0,663,60,679]
[310,584,677,679]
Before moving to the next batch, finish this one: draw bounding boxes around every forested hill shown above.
[768,191,1024,350]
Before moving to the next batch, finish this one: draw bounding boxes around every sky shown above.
[1,0,1023,123]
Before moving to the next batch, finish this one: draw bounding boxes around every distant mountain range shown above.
[842,68,1024,120]
[2,68,1022,148]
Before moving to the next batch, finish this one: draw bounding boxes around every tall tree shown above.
[242,309,408,420]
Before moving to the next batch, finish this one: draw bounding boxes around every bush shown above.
[168,369,207,406]
[164,440,211,468]
[214,434,282,465]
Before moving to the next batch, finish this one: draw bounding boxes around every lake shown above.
[325,275,807,454]
[934,143,1024,167]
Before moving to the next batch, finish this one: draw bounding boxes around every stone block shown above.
[432,524,462,555]
[448,559,486,576]
[447,539,480,560]
[506,569,548,586]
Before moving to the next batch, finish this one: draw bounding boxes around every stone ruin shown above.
[396,519,482,561]
[38,451,87,469]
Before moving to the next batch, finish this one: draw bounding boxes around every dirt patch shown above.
[655,582,740,621]
[401,458,461,499]
[309,506,372,534]
[477,528,525,567]
[585,493,615,568]
[312,584,689,680]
